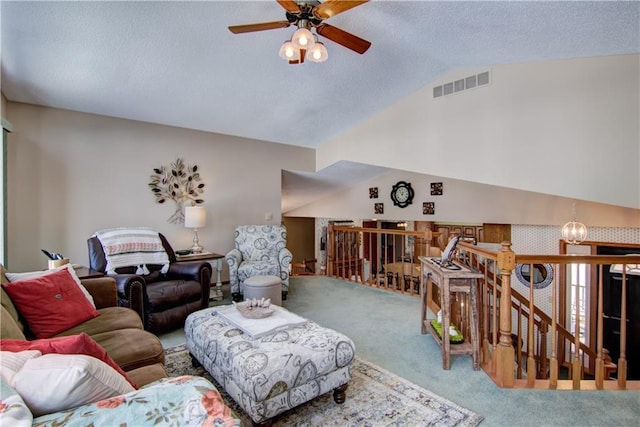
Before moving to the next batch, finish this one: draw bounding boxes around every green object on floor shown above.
[430,319,465,344]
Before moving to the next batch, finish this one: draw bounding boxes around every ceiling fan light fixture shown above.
[278,40,300,61]
[291,27,315,49]
[307,41,328,62]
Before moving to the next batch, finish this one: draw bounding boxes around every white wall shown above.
[6,102,315,272]
[287,169,640,228]
[317,55,640,210]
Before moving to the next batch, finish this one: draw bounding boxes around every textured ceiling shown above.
[2,1,638,148]
[2,1,639,211]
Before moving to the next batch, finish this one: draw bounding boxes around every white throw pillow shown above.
[13,353,135,416]
[5,264,96,308]
[0,350,42,386]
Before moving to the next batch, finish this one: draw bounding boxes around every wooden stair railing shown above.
[458,241,640,390]
[471,259,599,378]
[327,224,439,296]
[325,225,639,390]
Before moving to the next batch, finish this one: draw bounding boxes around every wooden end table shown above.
[176,251,225,301]
[73,266,104,280]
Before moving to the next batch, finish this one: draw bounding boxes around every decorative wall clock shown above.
[390,181,414,208]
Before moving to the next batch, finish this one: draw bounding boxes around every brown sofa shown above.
[0,266,167,387]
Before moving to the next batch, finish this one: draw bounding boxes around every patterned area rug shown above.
[165,345,483,426]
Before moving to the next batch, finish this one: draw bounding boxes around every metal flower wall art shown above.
[148,158,205,224]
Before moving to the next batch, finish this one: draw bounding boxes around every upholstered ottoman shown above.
[184,306,355,425]
[243,275,282,306]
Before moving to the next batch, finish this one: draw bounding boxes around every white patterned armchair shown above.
[225,225,293,302]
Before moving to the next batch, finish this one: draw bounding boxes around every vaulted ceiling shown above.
[2,1,638,209]
[3,1,637,148]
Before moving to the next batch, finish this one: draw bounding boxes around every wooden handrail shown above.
[459,241,640,390]
[476,262,598,368]
[326,227,640,390]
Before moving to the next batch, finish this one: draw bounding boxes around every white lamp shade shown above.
[291,27,315,49]
[307,41,328,62]
[184,206,206,228]
[279,41,300,61]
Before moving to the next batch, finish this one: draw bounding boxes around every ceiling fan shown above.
[228,0,371,64]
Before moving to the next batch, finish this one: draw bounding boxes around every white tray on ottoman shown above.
[184,305,355,425]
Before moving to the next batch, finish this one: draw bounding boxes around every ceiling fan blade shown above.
[314,0,369,20]
[228,21,291,34]
[277,0,301,13]
[316,23,371,54]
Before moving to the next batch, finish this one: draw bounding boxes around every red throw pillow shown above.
[0,333,137,389]
[1,268,100,339]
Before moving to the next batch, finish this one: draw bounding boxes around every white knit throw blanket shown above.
[94,228,170,275]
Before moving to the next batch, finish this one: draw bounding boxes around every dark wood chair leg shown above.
[333,383,348,404]
[189,353,201,368]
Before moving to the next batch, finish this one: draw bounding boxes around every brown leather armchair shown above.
[87,233,211,334]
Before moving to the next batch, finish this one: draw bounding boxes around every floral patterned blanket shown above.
[1,375,240,427]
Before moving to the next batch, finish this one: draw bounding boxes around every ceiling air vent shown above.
[477,71,490,86]
[465,75,477,89]
[433,70,490,99]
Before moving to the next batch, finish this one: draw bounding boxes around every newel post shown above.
[495,241,516,387]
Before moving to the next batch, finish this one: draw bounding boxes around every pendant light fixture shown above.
[279,20,327,64]
[561,202,588,245]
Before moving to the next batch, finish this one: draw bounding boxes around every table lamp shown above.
[184,206,205,254]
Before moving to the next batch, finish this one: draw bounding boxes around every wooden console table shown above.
[419,256,482,370]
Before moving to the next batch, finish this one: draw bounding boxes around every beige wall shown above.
[1,93,6,119]
[6,102,315,272]
[317,54,640,210]
[286,169,640,228]
[282,217,315,263]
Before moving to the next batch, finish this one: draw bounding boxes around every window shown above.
[565,243,591,348]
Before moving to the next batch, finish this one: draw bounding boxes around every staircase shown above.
[326,224,640,390]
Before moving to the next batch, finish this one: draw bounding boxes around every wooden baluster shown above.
[359,231,365,283]
[527,263,536,386]
[595,265,604,389]
[618,269,627,389]
[495,241,515,387]
[365,229,371,286]
[344,231,350,280]
[328,224,334,277]
[538,321,548,379]
[482,260,491,367]
[572,263,582,390]
[517,303,523,379]
[549,263,558,389]
[393,234,399,290]
[349,231,355,281]
[350,231,356,280]
[491,258,498,374]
